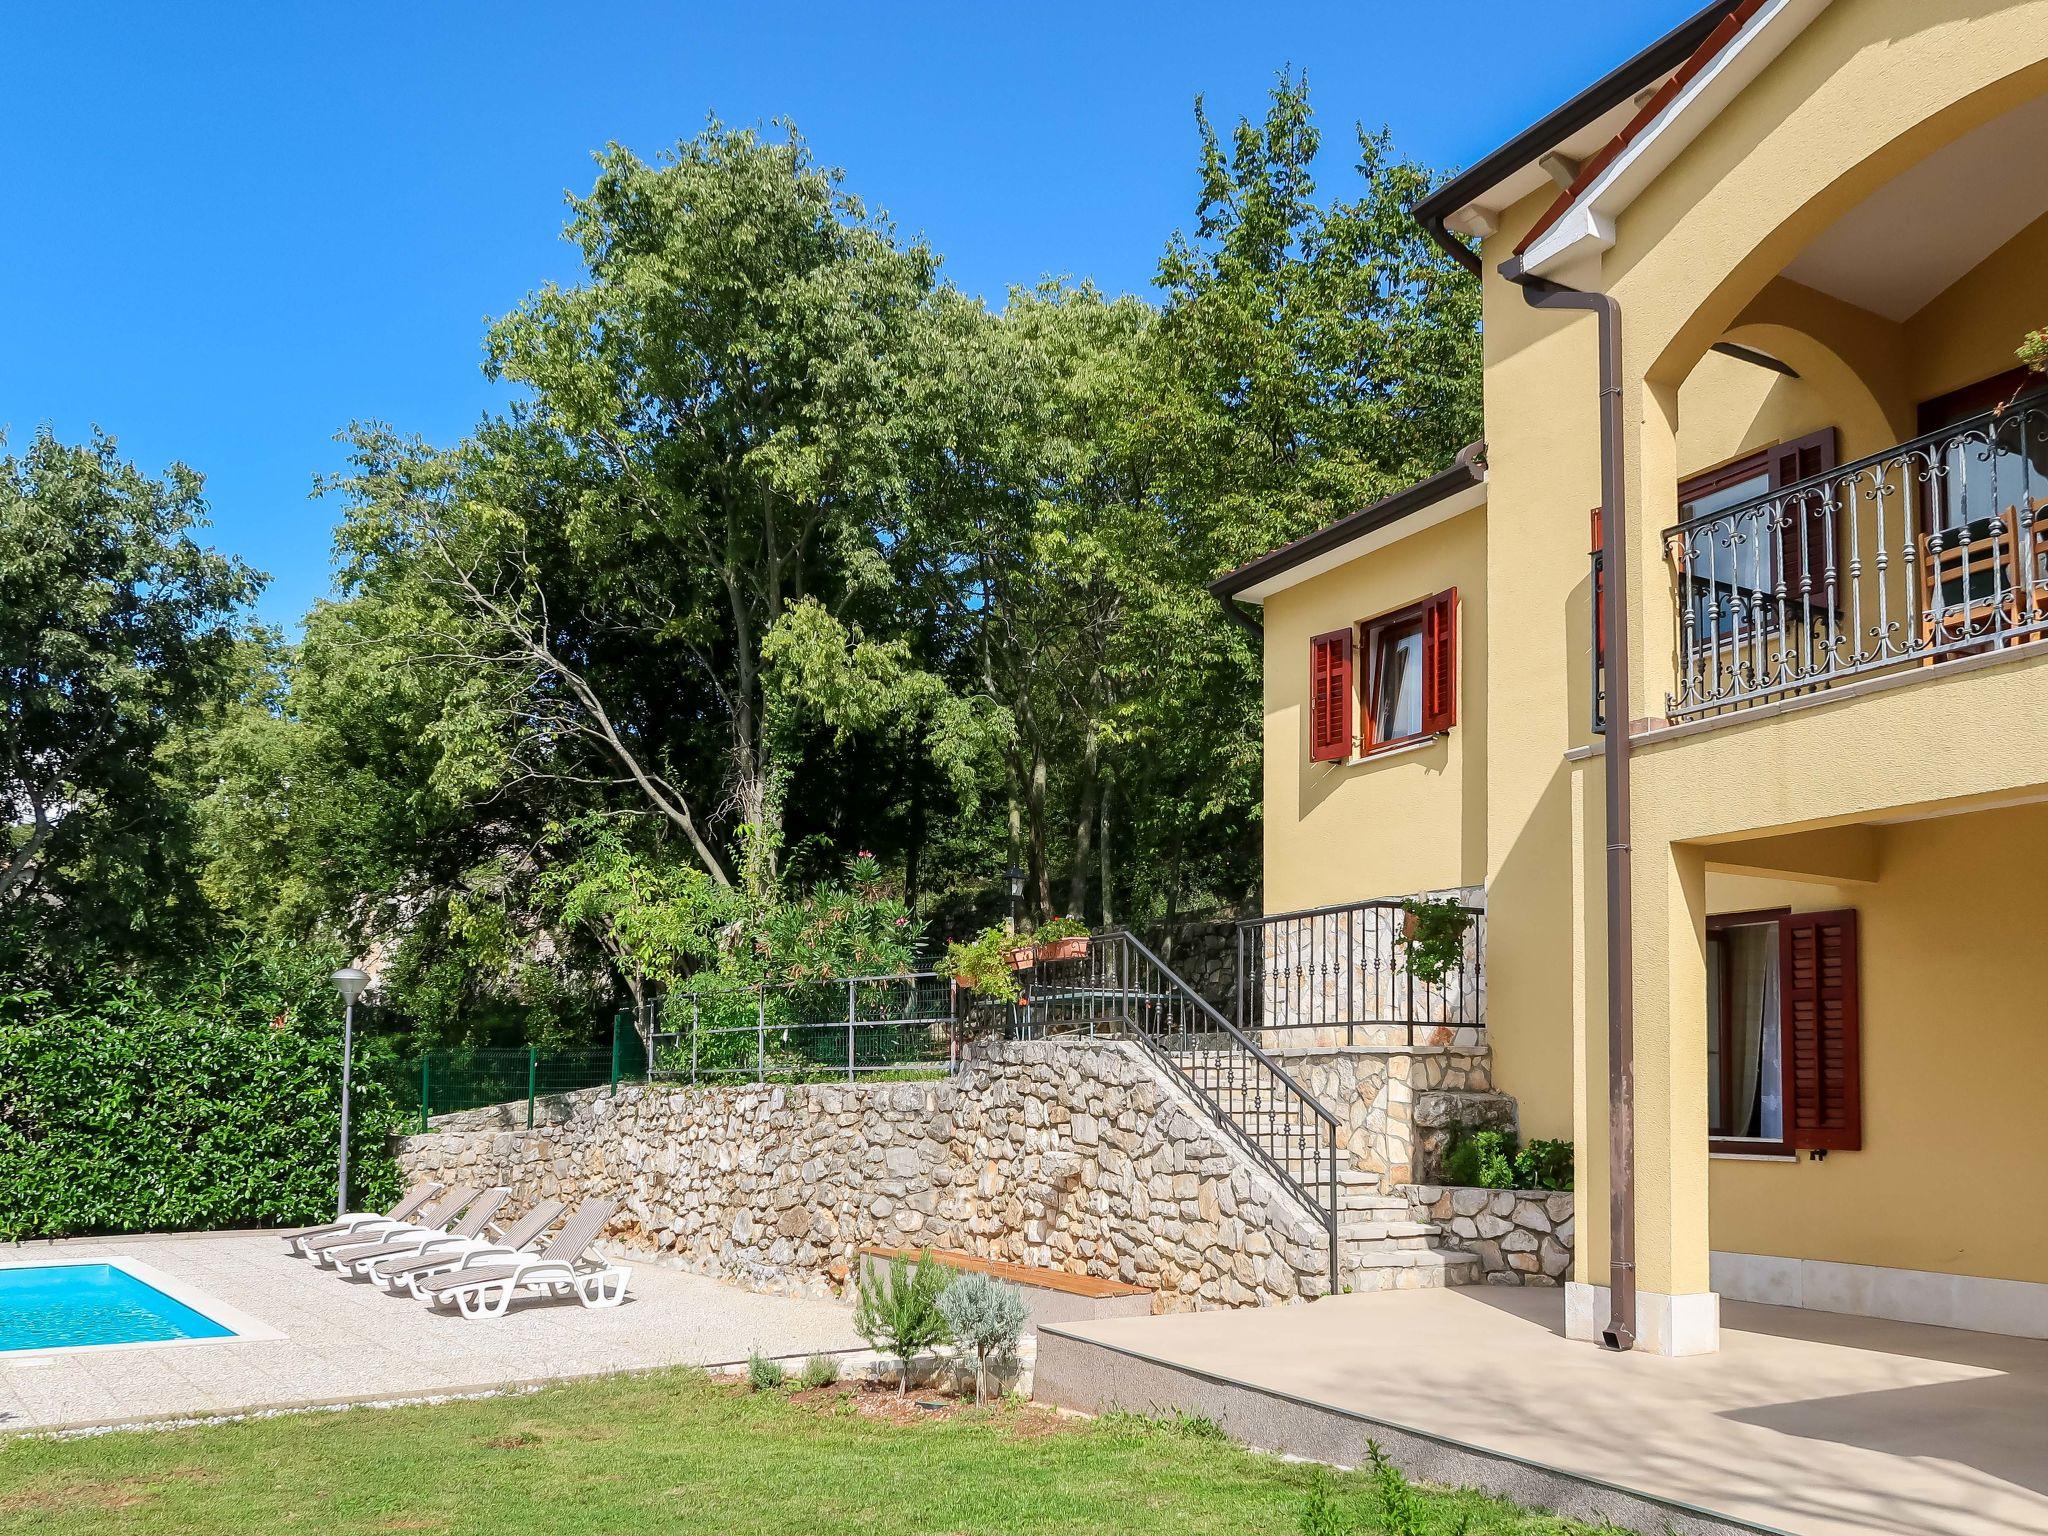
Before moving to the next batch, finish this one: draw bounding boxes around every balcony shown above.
[1663,389,2048,719]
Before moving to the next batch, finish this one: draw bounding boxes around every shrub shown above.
[1514,1137,1574,1192]
[1394,898,1474,988]
[935,1271,1029,1404]
[1366,1441,1431,1536]
[0,975,404,1240]
[1298,1466,1347,1536]
[1439,1125,1573,1192]
[745,1351,786,1391]
[938,927,1022,1004]
[796,1353,841,1391]
[1440,1126,1515,1190]
[852,1250,954,1394]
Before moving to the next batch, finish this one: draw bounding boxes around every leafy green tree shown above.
[328,123,948,896]
[0,430,261,974]
[1120,73,1481,922]
[545,818,739,1027]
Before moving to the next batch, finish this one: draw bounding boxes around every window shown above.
[1676,431,1838,646]
[1706,907,1861,1155]
[1918,369,2048,535]
[1356,590,1457,754]
[1367,610,1425,747]
[1708,912,1786,1149]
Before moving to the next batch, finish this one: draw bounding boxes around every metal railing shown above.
[414,1013,649,1130]
[1235,899,1486,1047]
[1665,389,2048,717]
[1014,930,1341,1288]
[644,972,959,1086]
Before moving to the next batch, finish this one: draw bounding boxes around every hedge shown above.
[0,994,404,1240]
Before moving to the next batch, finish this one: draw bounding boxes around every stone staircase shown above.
[1167,1046,1480,1295]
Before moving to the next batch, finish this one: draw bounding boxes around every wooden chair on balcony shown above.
[2008,498,2048,639]
[1917,514,2020,658]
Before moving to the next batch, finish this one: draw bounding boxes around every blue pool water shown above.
[0,1264,235,1353]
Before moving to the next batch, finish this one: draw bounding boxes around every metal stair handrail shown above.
[1016,928,1341,1289]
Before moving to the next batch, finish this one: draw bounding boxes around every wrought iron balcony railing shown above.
[1664,390,2048,718]
[1236,898,1486,1048]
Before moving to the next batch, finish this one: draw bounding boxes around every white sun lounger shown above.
[328,1187,511,1276]
[413,1199,629,1318]
[369,1199,566,1294]
[283,1182,442,1257]
[301,1185,481,1264]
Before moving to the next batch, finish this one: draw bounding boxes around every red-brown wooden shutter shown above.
[1422,588,1458,733]
[1308,629,1352,762]
[1780,908,1861,1151]
[1772,429,1839,605]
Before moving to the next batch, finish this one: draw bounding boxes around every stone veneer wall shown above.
[1145,916,1240,1023]
[1276,1047,1499,1186]
[1406,1185,1573,1286]
[396,1038,1332,1310]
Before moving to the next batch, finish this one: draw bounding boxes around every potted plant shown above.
[1030,916,1091,964]
[1395,897,1474,988]
[941,928,1024,1004]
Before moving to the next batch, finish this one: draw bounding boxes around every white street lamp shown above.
[330,967,371,1220]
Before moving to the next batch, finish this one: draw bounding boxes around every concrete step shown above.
[1336,1219,1440,1242]
[1296,1168,1383,1189]
[1340,1250,1482,1293]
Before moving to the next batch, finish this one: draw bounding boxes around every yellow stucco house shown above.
[1214,0,2048,1355]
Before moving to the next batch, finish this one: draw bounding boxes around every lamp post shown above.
[330,967,370,1220]
[1006,864,1024,938]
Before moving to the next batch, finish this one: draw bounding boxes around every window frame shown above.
[1675,432,1840,654]
[1357,598,1434,754]
[1706,907,1792,1157]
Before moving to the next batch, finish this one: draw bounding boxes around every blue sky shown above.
[4,2,1693,630]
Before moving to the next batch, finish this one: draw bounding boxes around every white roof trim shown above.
[1232,480,1487,605]
[1519,0,1832,279]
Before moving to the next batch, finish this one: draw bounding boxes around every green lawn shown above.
[0,1370,1622,1536]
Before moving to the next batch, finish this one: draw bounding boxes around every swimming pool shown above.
[0,1259,256,1355]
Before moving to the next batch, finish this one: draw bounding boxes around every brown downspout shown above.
[1501,258,1637,1352]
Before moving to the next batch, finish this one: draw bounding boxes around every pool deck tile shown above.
[0,1231,864,1431]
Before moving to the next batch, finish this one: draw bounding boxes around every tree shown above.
[1118,73,1482,921]
[328,122,947,896]
[1,429,260,973]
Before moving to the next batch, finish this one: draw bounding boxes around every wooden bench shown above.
[856,1245,1156,1327]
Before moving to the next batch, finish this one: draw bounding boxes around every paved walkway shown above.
[0,1231,865,1432]
[1042,1287,2048,1536]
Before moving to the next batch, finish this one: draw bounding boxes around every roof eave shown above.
[1210,444,1487,605]
[1412,2,1741,272]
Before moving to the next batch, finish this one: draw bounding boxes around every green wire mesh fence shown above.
[412,1011,650,1131]
[644,972,960,1086]
[409,976,962,1130]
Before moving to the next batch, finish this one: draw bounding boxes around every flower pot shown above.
[1036,935,1090,964]
[1006,944,1037,971]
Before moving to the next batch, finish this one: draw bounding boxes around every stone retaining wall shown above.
[396,1038,1332,1311]
[1406,1184,1573,1286]
[1146,917,1240,1022]
[1277,1047,1498,1186]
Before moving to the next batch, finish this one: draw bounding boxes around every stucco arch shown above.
[1707,317,1901,464]
[1622,4,2048,393]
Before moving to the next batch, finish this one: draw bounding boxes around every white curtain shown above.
[1756,942,1782,1140]
[1726,926,1774,1138]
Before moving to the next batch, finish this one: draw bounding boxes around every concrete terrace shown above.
[1035,1288,2048,1536]
[0,1231,865,1433]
